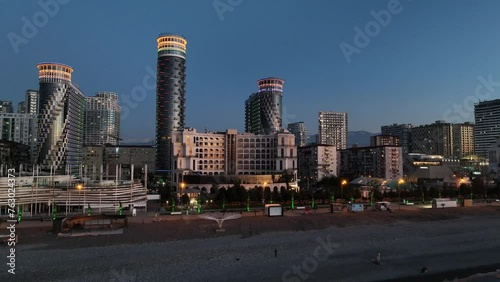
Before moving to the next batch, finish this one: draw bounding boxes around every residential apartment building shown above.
[453,122,474,158]
[339,145,403,180]
[0,101,13,114]
[411,120,474,159]
[318,111,348,150]
[370,135,400,147]
[381,123,412,158]
[297,144,337,189]
[84,92,121,146]
[0,113,37,163]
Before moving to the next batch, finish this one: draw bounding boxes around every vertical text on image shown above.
[6,168,16,275]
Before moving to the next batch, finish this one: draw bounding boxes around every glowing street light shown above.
[76,183,83,214]
[341,180,347,201]
[458,179,465,197]
[398,179,405,206]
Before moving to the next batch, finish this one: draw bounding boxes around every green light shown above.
[291,191,295,209]
[197,195,201,214]
[17,206,22,222]
[52,206,57,221]
[87,204,92,216]
[119,201,122,216]
[246,196,250,212]
[312,195,315,209]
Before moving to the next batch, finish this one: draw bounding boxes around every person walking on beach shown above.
[372,253,381,265]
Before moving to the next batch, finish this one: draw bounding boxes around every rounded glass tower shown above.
[155,34,187,171]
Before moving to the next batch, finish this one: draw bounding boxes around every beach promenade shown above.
[1,206,499,282]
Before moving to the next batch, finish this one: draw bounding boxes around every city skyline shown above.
[3,1,500,143]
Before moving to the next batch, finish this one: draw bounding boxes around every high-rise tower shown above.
[287,121,308,147]
[318,111,348,150]
[475,99,500,159]
[25,89,39,115]
[155,34,187,171]
[84,92,121,146]
[245,77,284,134]
[36,62,85,173]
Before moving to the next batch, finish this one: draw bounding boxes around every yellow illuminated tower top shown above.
[37,62,73,82]
[157,34,187,59]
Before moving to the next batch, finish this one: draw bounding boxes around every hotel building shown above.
[245,77,284,134]
[170,128,297,186]
[36,62,85,173]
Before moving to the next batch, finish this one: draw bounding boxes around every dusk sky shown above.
[2,0,500,143]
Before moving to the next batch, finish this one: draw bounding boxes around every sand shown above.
[1,206,500,282]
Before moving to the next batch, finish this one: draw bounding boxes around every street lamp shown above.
[341,180,347,201]
[263,182,268,204]
[179,182,185,206]
[398,179,404,205]
[76,183,83,214]
[458,179,465,197]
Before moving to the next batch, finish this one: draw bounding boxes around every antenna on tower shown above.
[205,126,208,133]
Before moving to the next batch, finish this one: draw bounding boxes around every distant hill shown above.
[348,131,379,147]
[120,138,154,146]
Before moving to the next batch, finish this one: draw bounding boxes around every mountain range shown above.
[308,131,379,148]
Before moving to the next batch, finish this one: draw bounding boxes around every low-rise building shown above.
[171,128,297,187]
[339,145,403,180]
[297,144,337,189]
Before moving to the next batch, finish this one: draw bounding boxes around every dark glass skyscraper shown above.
[245,77,284,134]
[155,34,187,171]
[36,63,85,173]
